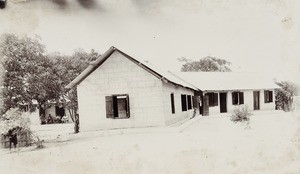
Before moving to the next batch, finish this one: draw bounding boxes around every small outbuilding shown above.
[66,46,279,131]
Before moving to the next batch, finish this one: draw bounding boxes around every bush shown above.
[275,81,299,111]
[0,108,30,135]
[0,108,44,148]
[230,105,253,123]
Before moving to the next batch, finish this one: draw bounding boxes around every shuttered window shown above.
[232,92,244,105]
[181,95,187,111]
[170,93,175,114]
[208,93,214,106]
[264,90,273,103]
[232,92,238,105]
[213,93,218,106]
[106,96,114,118]
[239,92,244,104]
[187,95,192,110]
[207,93,218,106]
[106,94,130,119]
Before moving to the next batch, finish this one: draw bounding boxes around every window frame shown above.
[232,91,244,105]
[187,95,192,110]
[170,93,175,114]
[264,90,273,103]
[106,94,130,119]
[181,94,187,111]
[207,92,218,107]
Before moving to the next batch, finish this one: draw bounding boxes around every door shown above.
[219,93,227,113]
[253,91,260,110]
[198,96,203,115]
[203,94,209,116]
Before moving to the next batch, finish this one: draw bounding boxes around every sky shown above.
[0,0,300,77]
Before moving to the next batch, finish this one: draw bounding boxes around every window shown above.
[181,95,187,111]
[239,92,244,104]
[207,92,218,107]
[187,95,192,110]
[264,90,273,103]
[170,93,175,114]
[232,92,244,105]
[106,94,130,119]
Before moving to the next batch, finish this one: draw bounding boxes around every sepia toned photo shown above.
[0,0,300,173]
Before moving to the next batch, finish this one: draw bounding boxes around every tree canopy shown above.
[0,33,48,112]
[0,33,99,119]
[178,56,232,72]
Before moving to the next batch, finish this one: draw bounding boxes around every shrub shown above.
[275,81,299,111]
[0,108,43,148]
[230,105,253,123]
[0,108,31,135]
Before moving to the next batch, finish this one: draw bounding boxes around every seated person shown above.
[61,115,68,123]
[40,114,46,125]
[55,115,61,123]
[47,114,53,124]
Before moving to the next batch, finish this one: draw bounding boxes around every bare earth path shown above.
[0,111,299,174]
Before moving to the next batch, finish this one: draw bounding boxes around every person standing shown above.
[7,128,18,151]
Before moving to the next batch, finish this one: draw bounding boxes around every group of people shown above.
[40,114,68,124]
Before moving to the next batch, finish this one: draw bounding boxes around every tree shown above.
[0,33,50,113]
[49,49,99,123]
[275,81,299,111]
[178,56,232,72]
[0,33,100,133]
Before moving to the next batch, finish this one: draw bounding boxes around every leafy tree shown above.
[275,81,299,111]
[178,56,232,72]
[0,33,99,133]
[0,33,49,113]
[49,49,99,123]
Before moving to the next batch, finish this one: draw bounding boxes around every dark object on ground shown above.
[7,129,18,150]
[74,113,79,133]
[0,0,7,9]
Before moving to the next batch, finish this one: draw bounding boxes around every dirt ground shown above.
[0,111,299,174]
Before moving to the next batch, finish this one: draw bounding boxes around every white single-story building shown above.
[66,47,198,131]
[66,46,279,131]
[174,72,278,115]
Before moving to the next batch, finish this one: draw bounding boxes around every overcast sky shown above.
[0,0,300,75]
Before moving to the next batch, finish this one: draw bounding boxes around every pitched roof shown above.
[66,46,279,91]
[65,46,198,90]
[173,72,279,91]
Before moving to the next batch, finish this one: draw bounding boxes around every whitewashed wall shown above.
[207,89,276,115]
[77,51,165,131]
[226,90,254,113]
[294,96,300,111]
[162,83,195,125]
[259,90,276,111]
[45,106,56,118]
[44,106,72,122]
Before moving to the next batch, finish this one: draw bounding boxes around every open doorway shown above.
[219,92,227,113]
[253,91,260,110]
